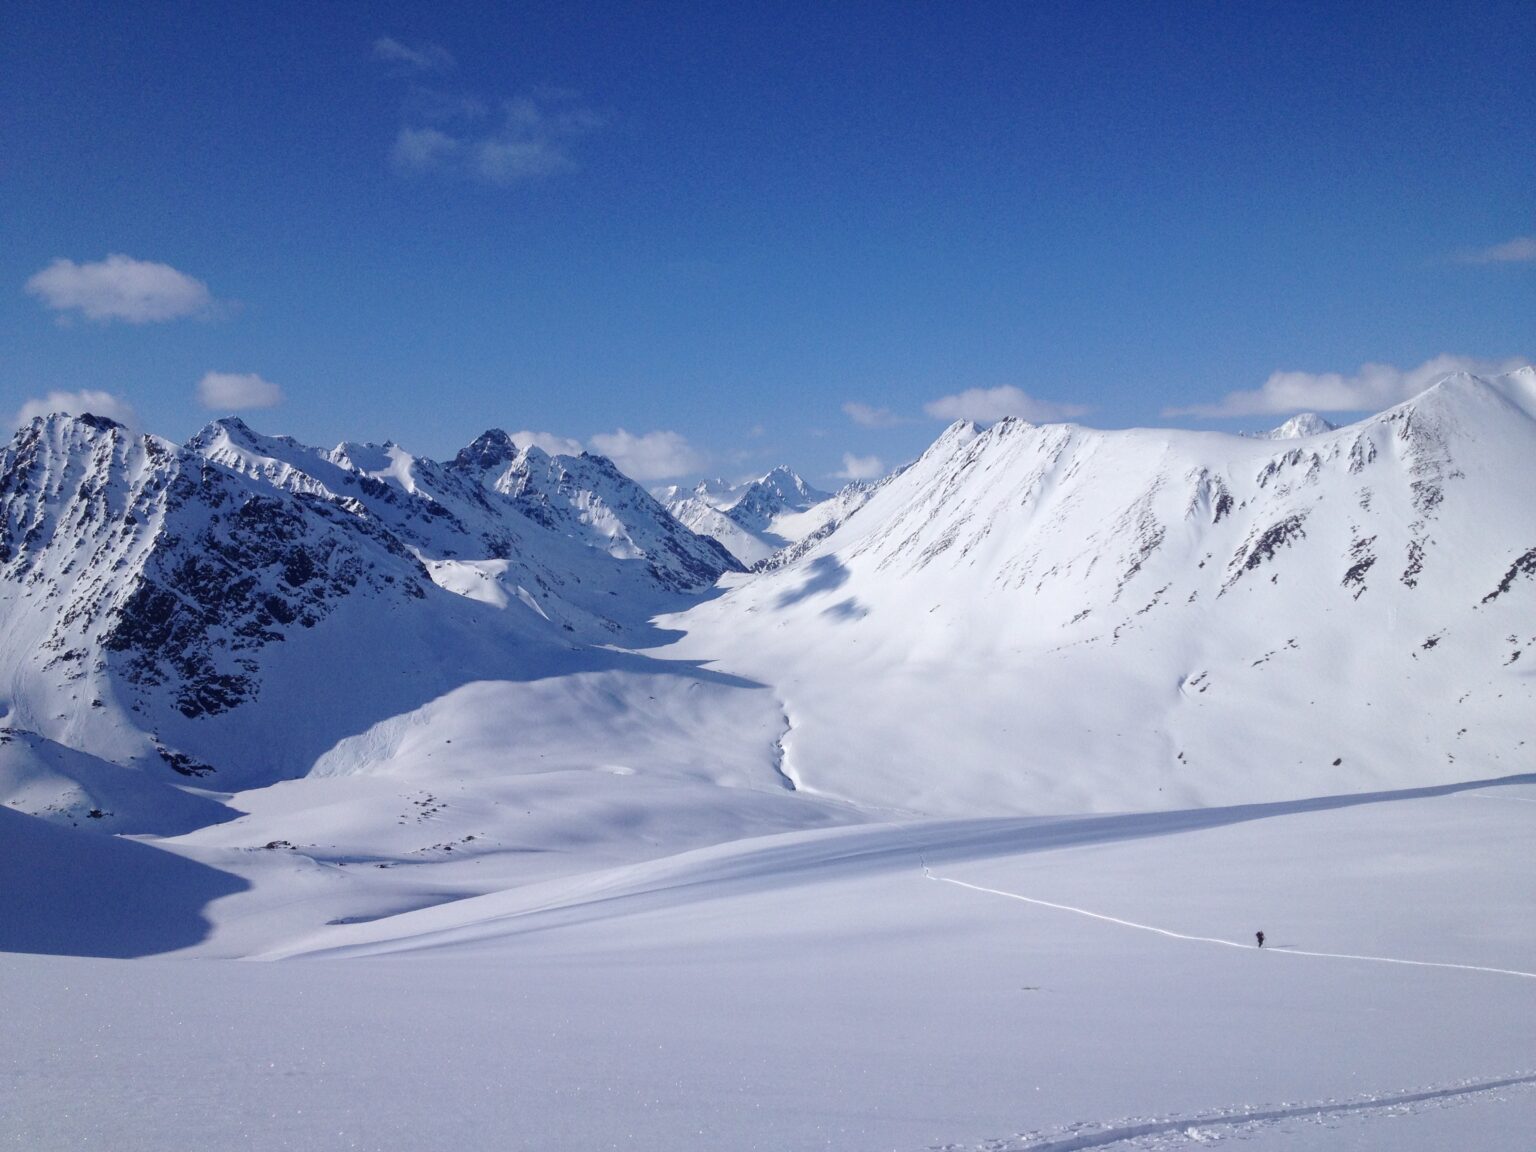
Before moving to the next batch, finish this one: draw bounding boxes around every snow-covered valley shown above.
[3,369,1534,1150]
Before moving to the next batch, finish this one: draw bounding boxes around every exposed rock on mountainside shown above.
[672,368,1536,812]
[2,369,1532,831]
[0,415,738,800]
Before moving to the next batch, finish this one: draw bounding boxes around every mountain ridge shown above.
[667,368,1536,813]
[1,367,1531,836]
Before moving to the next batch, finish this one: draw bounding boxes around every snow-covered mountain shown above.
[668,368,1536,813]
[0,415,739,807]
[1251,412,1340,439]
[3,369,1533,841]
[658,466,841,565]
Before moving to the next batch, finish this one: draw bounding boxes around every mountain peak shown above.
[752,465,828,503]
[187,415,258,447]
[453,429,519,471]
[1257,413,1339,440]
[28,410,127,437]
[73,412,126,433]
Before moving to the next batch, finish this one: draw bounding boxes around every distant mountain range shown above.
[0,416,738,804]
[655,466,852,566]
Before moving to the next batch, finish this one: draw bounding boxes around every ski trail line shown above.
[972,1071,1536,1152]
[921,866,1536,981]
[1466,791,1536,804]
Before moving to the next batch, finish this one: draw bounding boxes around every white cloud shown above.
[387,89,604,185]
[372,37,455,73]
[833,452,885,481]
[15,389,137,429]
[1166,354,1531,418]
[474,137,574,183]
[842,401,909,428]
[1457,236,1536,265]
[923,385,1089,424]
[588,429,705,481]
[391,126,462,173]
[25,254,212,324]
[510,430,584,456]
[197,372,284,411]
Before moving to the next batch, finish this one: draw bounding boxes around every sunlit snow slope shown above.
[667,369,1536,813]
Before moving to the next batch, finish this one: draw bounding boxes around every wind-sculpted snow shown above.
[6,776,1535,1150]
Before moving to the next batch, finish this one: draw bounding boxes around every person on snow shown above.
[1255,930,1265,948]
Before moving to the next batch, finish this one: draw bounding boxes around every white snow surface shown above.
[3,779,1534,1149]
[3,369,1536,1150]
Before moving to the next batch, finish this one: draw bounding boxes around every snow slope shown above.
[4,774,1533,1149]
[664,369,1536,814]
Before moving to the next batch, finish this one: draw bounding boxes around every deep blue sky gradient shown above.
[3,0,1532,483]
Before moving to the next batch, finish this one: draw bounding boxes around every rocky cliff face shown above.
[0,415,737,791]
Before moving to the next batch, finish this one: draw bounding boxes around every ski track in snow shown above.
[1465,791,1536,805]
[922,867,1536,981]
[928,1072,1536,1151]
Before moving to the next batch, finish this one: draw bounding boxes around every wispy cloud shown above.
[1165,354,1530,418]
[391,127,461,172]
[197,371,283,411]
[588,428,704,481]
[842,401,910,428]
[25,254,213,324]
[388,92,603,185]
[372,37,455,74]
[923,385,1089,424]
[473,133,576,183]
[511,430,584,456]
[1456,236,1536,265]
[376,39,606,187]
[833,452,885,481]
[15,389,138,429]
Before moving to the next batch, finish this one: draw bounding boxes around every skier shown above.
[1255,930,1265,949]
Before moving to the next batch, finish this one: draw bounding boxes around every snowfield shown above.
[4,778,1534,1150]
[3,369,1535,1150]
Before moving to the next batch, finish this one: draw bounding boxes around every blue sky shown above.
[3,1,1532,486]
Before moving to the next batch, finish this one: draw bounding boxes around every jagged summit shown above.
[658,464,838,566]
[725,466,831,534]
[0,414,739,801]
[452,428,523,471]
[74,412,126,433]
